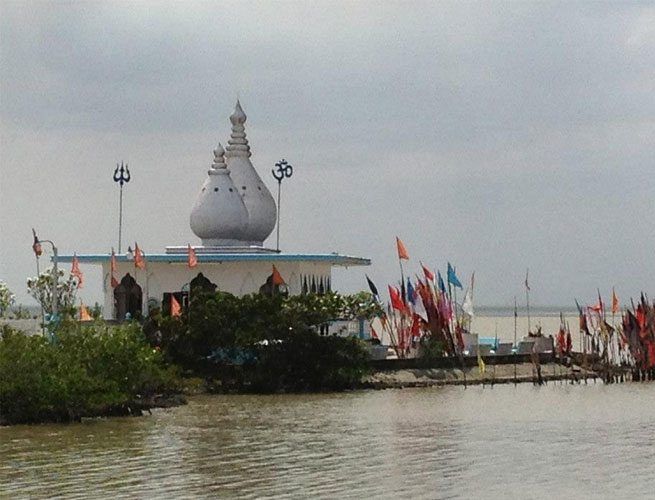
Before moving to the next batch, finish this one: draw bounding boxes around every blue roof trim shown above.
[56,253,371,266]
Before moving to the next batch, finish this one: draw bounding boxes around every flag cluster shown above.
[364,237,474,357]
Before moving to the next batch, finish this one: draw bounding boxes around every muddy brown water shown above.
[2,383,654,499]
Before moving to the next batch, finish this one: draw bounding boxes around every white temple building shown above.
[60,101,370,320]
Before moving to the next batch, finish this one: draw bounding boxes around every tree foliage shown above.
[26,268,79,316]
[0,282,15,317]
[159,291,379,392]
[0,323,178,424]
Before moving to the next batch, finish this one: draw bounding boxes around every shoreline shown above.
[360,361,603,390]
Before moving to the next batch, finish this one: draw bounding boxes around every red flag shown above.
[32,228,42,257]
[612,288,619,314]
[388,285,405,312]
[370,326,379,339]
[271,264,286,285]
[396,237,409,260]
[111,275,119,289]
[188,244,198,269]
[110,248,117,274]
[421,262,434,281]
[134,243,145,269]
[79,303,92,321]
[71,253,84,288]
[171,294,181,318]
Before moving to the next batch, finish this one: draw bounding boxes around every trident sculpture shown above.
[113,162,131,253]
[272,159,293,252]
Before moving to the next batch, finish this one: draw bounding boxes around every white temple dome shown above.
[224,100,277,246]
[189,142,250,246]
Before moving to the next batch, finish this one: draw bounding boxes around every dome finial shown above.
[226,100,250,158]
[211,142,227,171]
[230,99,247,125]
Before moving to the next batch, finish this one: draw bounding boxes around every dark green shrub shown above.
[159,292,376,392]
[0,323,178,424]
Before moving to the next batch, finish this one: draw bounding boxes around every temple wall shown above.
[101,260,332,320]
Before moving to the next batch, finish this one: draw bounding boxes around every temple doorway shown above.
[114,273,143,321]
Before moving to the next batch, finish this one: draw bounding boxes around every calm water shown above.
[2,383,655,499]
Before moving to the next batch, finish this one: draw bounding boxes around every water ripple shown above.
[3,384,655,499]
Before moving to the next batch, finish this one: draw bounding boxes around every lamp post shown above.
[113,162,131,254]
[38,239,59,318]
[271,159,293,252]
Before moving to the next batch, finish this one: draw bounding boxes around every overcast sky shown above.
[1,0,654,309]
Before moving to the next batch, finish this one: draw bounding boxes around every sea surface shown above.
[2,381,655,499]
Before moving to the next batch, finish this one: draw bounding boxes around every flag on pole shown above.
[525,269,530,291]
[111,248,118,274]
[366,275,379,297]
[462,288,474,317]
[31,228,42,257]
[271,264,286,285]
[437,270,446,294]
[171,294,181,318]
[134,243,146,269]
[396,237,409,260]
[421,262,434,282]
[447,263,462,289]
[188,244,198,269]
[406,278,416,306]
[612,288,619,314]
[388,285,405,312]
[71,253,84,288]
[370,326,379,339]
[111,275,119,289]
[597,289,604,313]
[79,303,92,321]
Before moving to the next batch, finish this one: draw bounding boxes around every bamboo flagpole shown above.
[525,268,531,334]
[514,295,518,385]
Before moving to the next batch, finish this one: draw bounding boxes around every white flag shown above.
[462,288,474,317]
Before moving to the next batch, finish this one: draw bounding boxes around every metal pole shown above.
[272,159,293,253]
[35,253,46,336]
[276,182,281,252]
[113,162,131,254]
[52,245,58,317]
[118,184,123,254]
[38,239,58,318]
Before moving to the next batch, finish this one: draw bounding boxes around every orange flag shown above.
[171,294,181,318]
[111,275,119,289]
[71,253,84,288]
[79,303,92,321]
[134,243,146,269]
[188,244,197,268]
[396,237,409,260]
[612,288,619,314]
[111,248,117,273]
[271,264,286,285]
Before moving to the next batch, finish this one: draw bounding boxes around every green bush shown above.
[0,323,178,424]
[159,292,375,392]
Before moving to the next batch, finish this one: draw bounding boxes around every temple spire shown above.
[225,99,250,158]
[210,142,228,173]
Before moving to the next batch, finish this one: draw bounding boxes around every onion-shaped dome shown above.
[190,143,249,246]
[225,100,277,246]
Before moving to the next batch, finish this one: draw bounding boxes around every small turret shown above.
[189,142,249,246]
